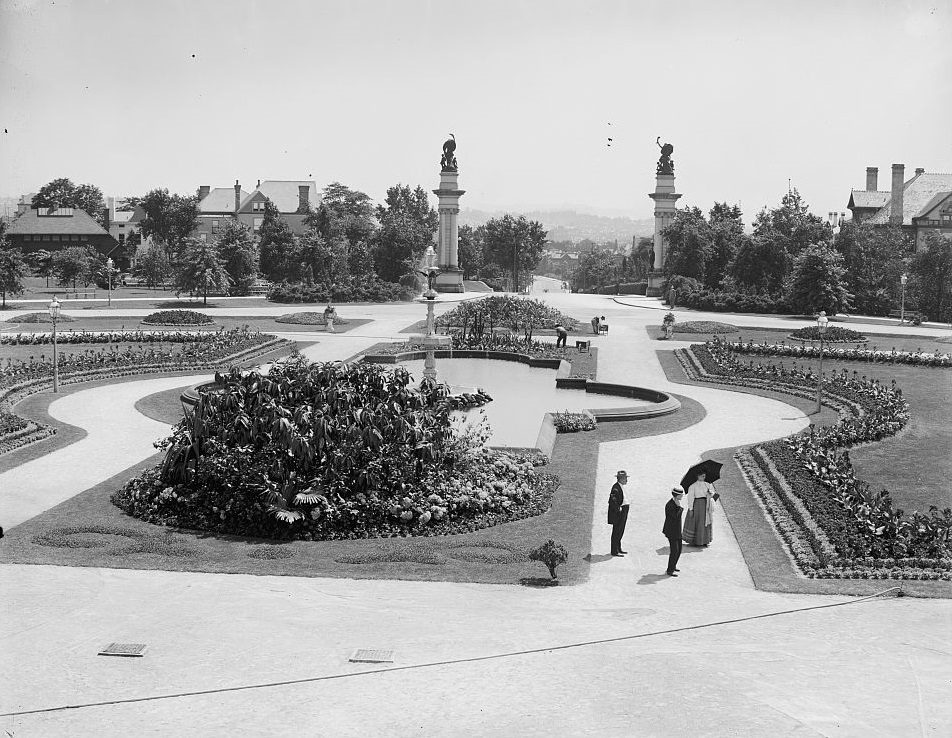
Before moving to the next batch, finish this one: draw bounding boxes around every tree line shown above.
[0,178,549,306]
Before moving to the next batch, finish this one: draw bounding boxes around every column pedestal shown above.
[647,172,681,297]
[433,168,465,293]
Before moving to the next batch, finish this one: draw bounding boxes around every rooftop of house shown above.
[913,191,952,220]
[239,181,320,214]
[6,207,110,236]
[866,172,952,225]
[847,190,890,210]
[199,187,251,213]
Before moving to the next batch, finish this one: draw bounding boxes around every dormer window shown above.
[37,207,74,217]
[252,201,266,212]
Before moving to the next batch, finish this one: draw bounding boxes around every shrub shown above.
[789,325,866,343]
[268,279,414,304]
[551,410,596,433]
[529,539,568,579]
[436,295,579,341]
[142,310,214,326]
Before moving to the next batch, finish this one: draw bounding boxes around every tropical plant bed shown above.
[723,338,950,368]
[5,312,77,323]
[676,341,951,581]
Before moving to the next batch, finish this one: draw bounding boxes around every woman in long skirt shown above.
[682,471,714,546]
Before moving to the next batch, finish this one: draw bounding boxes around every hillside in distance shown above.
[459,208,654,245]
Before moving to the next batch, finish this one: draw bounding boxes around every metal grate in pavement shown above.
[98,642,148,657]
[349,648,394,663]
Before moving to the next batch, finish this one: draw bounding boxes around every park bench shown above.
[888,309,921,323]
[575,340,591,353]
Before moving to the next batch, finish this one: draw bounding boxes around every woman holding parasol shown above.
[680,460,722,547]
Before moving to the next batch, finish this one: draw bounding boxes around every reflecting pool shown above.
[399,358,650,447]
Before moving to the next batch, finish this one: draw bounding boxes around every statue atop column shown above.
[656,136,674,175]
[441,133,458,172]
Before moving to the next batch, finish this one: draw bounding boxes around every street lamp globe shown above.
[48,295,61,321]
[816,310,828,334]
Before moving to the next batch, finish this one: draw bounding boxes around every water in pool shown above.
[399,358,649,447]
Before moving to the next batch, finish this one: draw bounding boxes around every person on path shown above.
[323,304,337,333]
[554,324,568,348]
[663,486,685,575]
[591,316,600,335]
[607,470,630,556]
[682,470,715,546]
[599,315,608,334]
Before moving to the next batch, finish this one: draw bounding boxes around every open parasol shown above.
[679,459,723,496]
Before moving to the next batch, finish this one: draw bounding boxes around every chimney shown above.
[890,164,905,226]
[915,167,925,176]
[103,206,110,231]
[256,179,261,189]
[234,180,241,213]
[108,196,116,221]
[198,185,210,200]
[298,185,309,212]
[866,167,878,191]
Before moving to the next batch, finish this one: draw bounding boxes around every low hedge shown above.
[268,279,415,304]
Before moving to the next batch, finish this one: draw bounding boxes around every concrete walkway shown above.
[1,295,950,737]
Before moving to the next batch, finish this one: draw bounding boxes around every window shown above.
[253,217,263,231]
[252,201,266,212]
[212,219,220,232]
[200,233,207,242]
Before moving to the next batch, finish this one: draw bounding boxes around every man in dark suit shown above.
[663,486,685,576]
[607,470,630,556]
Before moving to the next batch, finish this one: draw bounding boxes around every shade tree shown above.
[32,178,107,228]
[136,189,200,261]
[784,243,853,315]
[215,220,258,295]
[174,238,230,305]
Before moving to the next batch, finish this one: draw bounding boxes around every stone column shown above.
[647,170,681,297]
[433,168,465,293]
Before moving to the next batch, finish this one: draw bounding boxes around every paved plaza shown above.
[1,288,950,737]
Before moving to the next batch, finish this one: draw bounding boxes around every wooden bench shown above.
[888,309,921,323]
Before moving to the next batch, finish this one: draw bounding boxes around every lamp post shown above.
[105,257,114,307]
[49,296,61,393]
[421,245,439,381]
[900,273,908,324]
[814,310,828,415]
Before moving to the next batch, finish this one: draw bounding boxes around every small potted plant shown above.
[529,539,568,580]
[662,312,676,339]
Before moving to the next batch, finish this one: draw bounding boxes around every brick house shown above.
[848,165,952,249]
[193,180,320,241]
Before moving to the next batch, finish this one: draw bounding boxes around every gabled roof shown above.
[240,181,319,214]
[912,191,952,220]
[847,190,890,210]
[867,172,952,225]
[199,187,250,213]
[6,207,110,235]
[112,210,135,225]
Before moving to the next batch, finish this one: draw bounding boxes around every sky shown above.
[1,0,950,223]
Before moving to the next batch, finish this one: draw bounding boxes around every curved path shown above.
[1,296,949,736]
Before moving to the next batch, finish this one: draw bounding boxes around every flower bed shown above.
[0,328,289,454]
[671,321,738,334]
[1,329,224,346]
[275,312,349,326]
[111,358,559,541]
[141,309,214,326]
[676,339,951,580]
[723,337,951,368]
[788,325,866,343]
[7,312,77,324]
[551,411,596,433]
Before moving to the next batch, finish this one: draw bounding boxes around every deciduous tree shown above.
[0,245,27,308]
[134,244,172,290]
[174,238,230,305]
[910,233,952,323]
[481,214,548,292]
[52,246,99,289]
[32,178,107,227]
[258,199,296,282]
[372,184,438,283]
[137,189,200,261]
[215,220,258,295]
[785,243,853,315]
[752,189,829,259]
